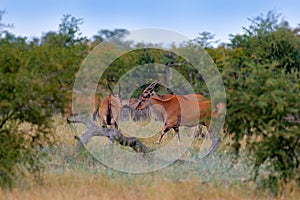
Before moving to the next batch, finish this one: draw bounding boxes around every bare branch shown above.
[67,113,219,159]
[67,113,153,153]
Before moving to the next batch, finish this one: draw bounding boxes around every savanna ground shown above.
[1,115,299,200]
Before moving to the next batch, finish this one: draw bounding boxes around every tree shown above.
[0,35,55,187]
[223,11,300,193]
[191,31,219,48]
[0,12,89,188]
[224,62,300,192]
[93,28,127,42]
[0,10,13,36]
[244,11,289,35]
[228,10,300,72]
[58,14,86,47]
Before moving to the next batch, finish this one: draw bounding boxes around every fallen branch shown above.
[67,113,153,153]
[67,113,220,160]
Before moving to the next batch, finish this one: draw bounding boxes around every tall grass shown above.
[1,115,299,199]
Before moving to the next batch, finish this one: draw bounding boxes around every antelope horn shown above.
[107,82,114,96]
[148,81,158,89]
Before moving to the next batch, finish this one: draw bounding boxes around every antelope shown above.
[135,82,223,144]
[93,83,121,129]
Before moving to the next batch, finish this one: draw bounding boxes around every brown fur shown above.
[135,83,222,144]
[94,95,121,129]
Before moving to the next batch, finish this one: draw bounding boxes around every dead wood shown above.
[67,113,220,160]
[67,113,153,153]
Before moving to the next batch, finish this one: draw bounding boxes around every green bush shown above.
[0,12,87,188]
[223,62,300,192]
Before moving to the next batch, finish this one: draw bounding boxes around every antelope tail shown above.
[108,95,114,123]
[92,109,99,121]
[107,82,115,96]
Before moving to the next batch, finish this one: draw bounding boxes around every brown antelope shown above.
[127,98,150,121]
[93,94,121,129]
[93,83,121,129]
[135,82,223,144]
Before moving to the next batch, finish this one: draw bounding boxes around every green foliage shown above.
[0,10,13,35]
[58,14,86,46]
[223,62,300,191]
[0,13,88,188]
[98,47,209,98]
[219,11,300,193]
[93,28,127,41]
[229,11,300,72]
[191,31,220,48]
[0,37,54,187]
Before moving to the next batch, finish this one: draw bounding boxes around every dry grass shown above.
[0,173,287,200]
[1,115,299,200]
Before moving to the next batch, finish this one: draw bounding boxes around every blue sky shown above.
[1,0,300,43]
